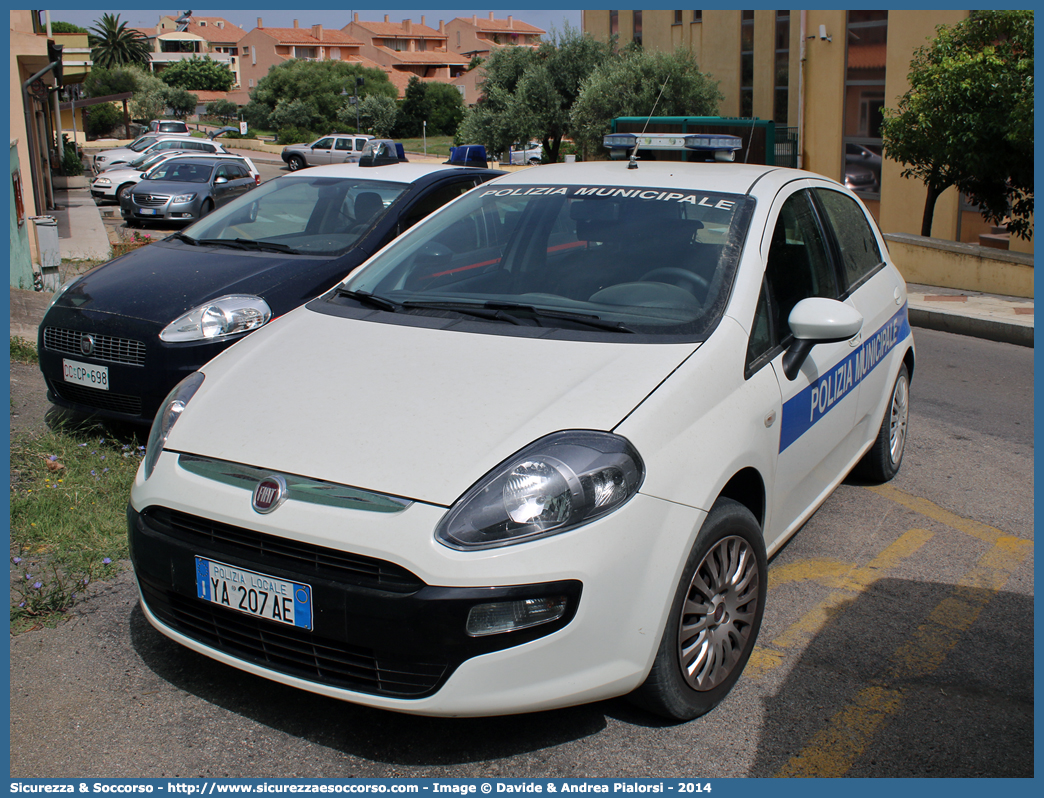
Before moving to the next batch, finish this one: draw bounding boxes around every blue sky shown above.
[46,8,585,36]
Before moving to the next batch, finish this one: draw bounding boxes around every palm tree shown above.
[89,13,152,69]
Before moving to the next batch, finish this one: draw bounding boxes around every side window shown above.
[813,188,883,290]
[399,179,480,234]
[746,280,774,370]
[334,138,352,151]
[764,191,838,340]
[355,139,368,151]
[314,138,333,149]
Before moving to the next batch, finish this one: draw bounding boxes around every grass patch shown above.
[399,135,455,159]
[9,420,145,631]
[10,336,38,364]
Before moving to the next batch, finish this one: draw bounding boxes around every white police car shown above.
[130,134,913,720]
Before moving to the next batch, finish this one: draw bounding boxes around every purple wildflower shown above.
[102,558,112,565]
[13,557,22,564]
[32,581,42,590]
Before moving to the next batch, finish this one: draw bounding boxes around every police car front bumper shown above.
[129,450,704,716]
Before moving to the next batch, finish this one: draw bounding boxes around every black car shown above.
[39,153,503,424]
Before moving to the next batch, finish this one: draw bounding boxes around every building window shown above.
[774,10,790,125]
[610,11,619,36]
[633,10,642,46]
[692,11,703,24]
[674,11,683,25]
[740,11,754,117]
[843,11,888,197]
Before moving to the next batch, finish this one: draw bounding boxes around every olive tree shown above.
[881,11,1033,239]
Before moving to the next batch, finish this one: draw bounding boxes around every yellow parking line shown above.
[866,484,1014,545]
[775,533,1032,777]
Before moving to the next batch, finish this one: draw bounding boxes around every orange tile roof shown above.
[350,21,447,40]
[258,27,364,47]
[453,17,545,35]
[373,47,468,66]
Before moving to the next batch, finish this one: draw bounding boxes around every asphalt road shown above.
[9,326,1033,779]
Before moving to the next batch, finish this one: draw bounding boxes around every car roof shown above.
[285,161,502,184]
[481,160,838,196]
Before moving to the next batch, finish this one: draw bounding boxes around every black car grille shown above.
[137,575,447,697]
[142,507,425,594]
[48,379,143,415]
[135,194,170,207]
[43,327,146,367]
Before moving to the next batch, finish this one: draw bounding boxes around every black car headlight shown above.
[436,431,644,551]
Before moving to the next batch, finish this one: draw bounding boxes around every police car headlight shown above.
[159,295,272,343]
[144,372,204,480]
[436,431,644,550]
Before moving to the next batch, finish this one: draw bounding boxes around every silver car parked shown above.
[120,156,257,227]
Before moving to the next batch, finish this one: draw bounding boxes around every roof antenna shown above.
[629,76,671,169]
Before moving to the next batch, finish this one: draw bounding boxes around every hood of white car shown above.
[167,307,699,506]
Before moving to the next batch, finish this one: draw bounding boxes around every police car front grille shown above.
[137,574,447,698]
[48,379,143,416]
[142,507,425,594]
[44,327,146,366]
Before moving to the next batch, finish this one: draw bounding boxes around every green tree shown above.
[457,26,616,162]
[166,88,199,120]
[340,94,398,137]
[206,99,240,124]
[269,98,319,133]
[88,13,152,69]
[83,65,140,98]
[395,77,466,137]
[159,56,235,92]
[244,60,397,134]
[51,21,88,34]
[570,48,723,159]
[129,69,170,122]
[881,10,1033,240]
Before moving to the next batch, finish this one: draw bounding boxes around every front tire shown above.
[287,155,305,171]
[631,498,766,721]
[856,362,910,482]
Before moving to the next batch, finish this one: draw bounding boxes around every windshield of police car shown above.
[340,182,753,338]
[180,175,409,255]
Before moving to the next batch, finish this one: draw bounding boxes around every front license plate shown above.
[195,557,313,630]
[140,208,160,215]
[63,359,108,390]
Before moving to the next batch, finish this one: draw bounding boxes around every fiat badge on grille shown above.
[80,333,95,356]
[252,475,288,514]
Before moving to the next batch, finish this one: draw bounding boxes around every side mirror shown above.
[214,176,228,184]
[782,298,863,380]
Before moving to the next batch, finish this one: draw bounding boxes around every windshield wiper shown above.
[335,288,401,312]
[169,232,199,245]
[485,301,636,333]
[402,300,633,332]
[401,300,526,325]
[193,238,300,255]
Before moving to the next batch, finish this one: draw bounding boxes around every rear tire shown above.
[630,498,766,721]
[856,363,910,482]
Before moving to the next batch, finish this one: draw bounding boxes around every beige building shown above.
[583,10,1031,254]
[156,15,247,87]
[445,12,545,60]
[342,14,469,98]
[11,9,93,279]
[238,19,376,91]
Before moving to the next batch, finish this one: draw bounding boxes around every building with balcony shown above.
[157,15,246,87]
[342,14,469,98]
[445,12,544,60]
[582,10,1031,254]
[238,19,376,90]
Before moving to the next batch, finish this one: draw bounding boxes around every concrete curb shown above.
[909,307,1034,348]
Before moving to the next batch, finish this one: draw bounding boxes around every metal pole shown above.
[423,120,426,155]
